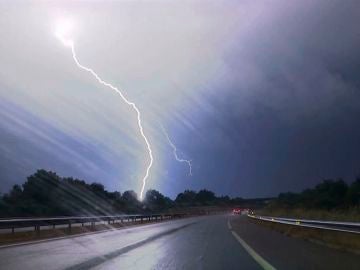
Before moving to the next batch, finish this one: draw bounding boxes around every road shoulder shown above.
[230,215,360,270]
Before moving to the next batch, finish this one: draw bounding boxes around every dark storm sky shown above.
[0,1,360,198]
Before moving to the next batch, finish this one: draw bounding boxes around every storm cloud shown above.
[0,1,359,198]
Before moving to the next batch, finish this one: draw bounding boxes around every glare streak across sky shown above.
[56,32,153,200]
[161,124,192,176]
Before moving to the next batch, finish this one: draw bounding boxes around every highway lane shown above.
[0,215,262,270]
[1,214,359,269]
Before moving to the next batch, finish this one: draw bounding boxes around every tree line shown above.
[0,169,244,217]
[272,178,360,210]
[3,170,357,217]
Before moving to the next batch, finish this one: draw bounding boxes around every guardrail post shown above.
[34,224,40,236]
[68,220,72,233]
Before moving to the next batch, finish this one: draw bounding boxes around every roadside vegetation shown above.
[260,179,360,221]
[0,169,246,217]
[2,169,358,221]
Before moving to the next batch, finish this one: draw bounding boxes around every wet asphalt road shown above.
[0,215,260,270]
[0,214,359,270]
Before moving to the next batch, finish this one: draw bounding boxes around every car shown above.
[233,208,242,215]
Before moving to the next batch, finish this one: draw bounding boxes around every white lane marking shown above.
[227,220,232,230]
[231,230,277,270]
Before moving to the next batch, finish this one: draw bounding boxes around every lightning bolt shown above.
[56,33,153,200]
[160,124,192,176]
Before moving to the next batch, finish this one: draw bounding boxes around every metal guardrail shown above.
[0,213,186,234]
[248,214,360,234]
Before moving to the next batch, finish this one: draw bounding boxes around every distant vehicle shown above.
[233,208,251,215]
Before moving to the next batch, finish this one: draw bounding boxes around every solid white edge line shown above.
[231,231,277,270]
[228,219,276,270]
[227,220,232,230]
